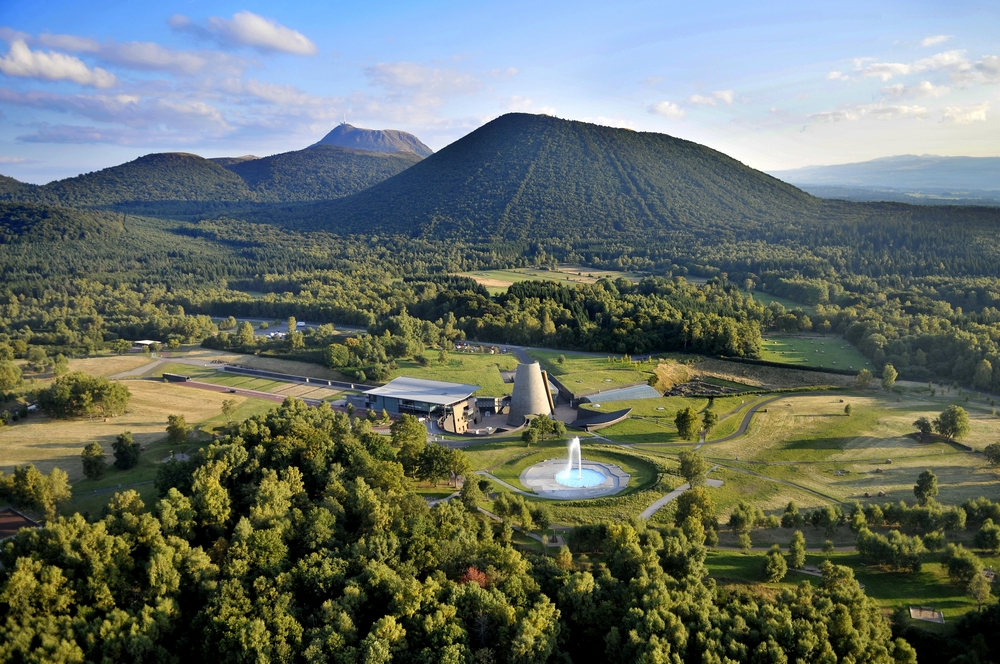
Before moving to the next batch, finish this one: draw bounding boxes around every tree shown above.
[416,444,452,485]
[113,338,131,355]
[166,414,188,445]
[0,464,71,520]
[789,530,806,568]
[881,364,898,391]
[554,545,573,570]
[985,442,1000,466]
[81,442,107,480]
[781,501,803,528]
[112,431,141,470]
[701,410,718,435]
[677,450,709,487]
[236,321,255,346]
[944,544,984,585]
[934,405,971,440]
[974,519,1000,554]
[913,416,933,438]
[855,368,873,390]
[221,399,238,423]
[913,469,939,506]
[460,475,484,510]
[764,544,787,582]
[674,406,699,441]
[39,372,131,418]
[287,316,297,333]
[391,413,426,476]
[521,428,539,446]
[967,572,992,611]
[973,359,994,391]
[844,403,852,416]
[0,361,22,390]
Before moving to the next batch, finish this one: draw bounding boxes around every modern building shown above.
[507,362,555,426]
[363,376,481,434]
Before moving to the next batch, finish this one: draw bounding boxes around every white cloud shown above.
[921,35,951,47]
[913,49,969,72]
[713,89,735,105]
[364,62,481,109]
[0,40,115,88]
[856,49,970,81]
[826,71,850,81]
[809,103,927,123]
[943,102,989,124]
[0,155,27,163]
[37,33,100,52]
[974,55,1000,80]
[648,100,685,119]
[689,90,735,106]
[172,11,316,56]
[881,80,950,98]
[38,32,244,77]
[859,61,912,81]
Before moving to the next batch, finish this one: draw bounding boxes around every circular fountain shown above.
[520,437,630,499]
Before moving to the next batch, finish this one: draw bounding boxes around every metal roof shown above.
[364,376,479,405]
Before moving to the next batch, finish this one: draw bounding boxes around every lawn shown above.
[528,349,660,396]
[759,333,872,372]
[0,380,275,486]
[459,265,645,294]
[391,350,519,396]
[582,394,765,445]
[698,392,1000,505]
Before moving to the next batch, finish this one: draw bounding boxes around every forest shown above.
[0,399,924,663]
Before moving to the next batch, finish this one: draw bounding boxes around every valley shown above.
[1,112,999,663]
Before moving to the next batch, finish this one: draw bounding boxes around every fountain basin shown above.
[555,468,607,488]
[520,458,630,500]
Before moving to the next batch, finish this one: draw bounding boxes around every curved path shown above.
[695,394,791,449]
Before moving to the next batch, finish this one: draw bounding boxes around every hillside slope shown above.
[293,113,820,239]
[18,153,253,207]
[312,123,433,157]
[222,145,423,202]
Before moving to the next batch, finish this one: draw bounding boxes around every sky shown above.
[1,0,998,183]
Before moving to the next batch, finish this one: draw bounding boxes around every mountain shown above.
[0,141,424,210]
[220,145,423,202]
[281,113,819,238]
[209,155,260,167]
[771,155,1000,192]
[312,123,434,157]
[6,153,253,208]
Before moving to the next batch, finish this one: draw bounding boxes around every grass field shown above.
[701,393,1000,506]
[528,349,661,395]
[759,333,872,371]
[391,350,519,396]
[459,264,646,294]
[0,381,275,485]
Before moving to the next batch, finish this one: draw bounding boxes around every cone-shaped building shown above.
[507,362,553,426]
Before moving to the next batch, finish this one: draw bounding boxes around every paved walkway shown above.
[638,465,723,519]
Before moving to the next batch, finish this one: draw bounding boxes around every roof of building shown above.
[0,507,41,540]
[365,376,479,405]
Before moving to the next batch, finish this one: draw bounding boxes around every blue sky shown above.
[1,0,997,182]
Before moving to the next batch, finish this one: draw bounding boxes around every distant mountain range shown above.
[770,155,1000,206]
[0,124,429,208]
